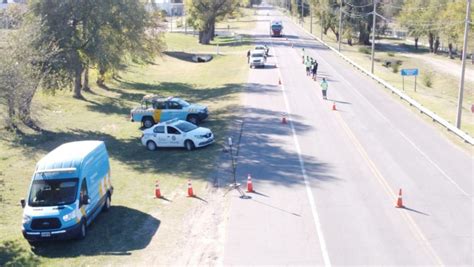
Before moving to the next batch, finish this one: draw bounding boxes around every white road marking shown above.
[269,39,332,267]
[292,18,471,198]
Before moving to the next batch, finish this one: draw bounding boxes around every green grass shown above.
[0,25,250,266]
[291,14,474,138]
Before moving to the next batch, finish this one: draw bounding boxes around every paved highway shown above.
[223,5,473,266]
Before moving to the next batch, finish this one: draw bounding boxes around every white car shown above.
[254,45,269,55]
[141,119,214,151]
[249,50,266,68]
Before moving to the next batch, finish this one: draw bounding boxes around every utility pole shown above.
[310,4,313,33]
[455,0,471,129]
[338,0,343,52]
[370,0,377,73]
[321,14,323,40]
[301,0,304,25]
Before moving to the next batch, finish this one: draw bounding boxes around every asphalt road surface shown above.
[223,5,473,266]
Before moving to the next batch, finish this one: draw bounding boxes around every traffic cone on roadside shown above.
[281,113,287,124]
[395,188,404,208]
[332,102,337,111]
[246,174,254,193]
[187,180,194,197]
[155,180,162,198]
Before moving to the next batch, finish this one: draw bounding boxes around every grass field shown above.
[0,14,251,266]
[286,13,474,138]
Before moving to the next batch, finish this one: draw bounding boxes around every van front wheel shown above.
[77,221,87,240]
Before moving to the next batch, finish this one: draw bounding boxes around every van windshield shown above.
[28,178,79,207]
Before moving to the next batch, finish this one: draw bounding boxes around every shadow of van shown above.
[30,205,160,258]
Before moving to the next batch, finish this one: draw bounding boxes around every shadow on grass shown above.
[31,206,160,258]
[115,80,244,104]
[83,81,245,117]
[0,240,40,266]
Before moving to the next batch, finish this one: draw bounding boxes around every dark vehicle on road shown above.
[270,20,283,37]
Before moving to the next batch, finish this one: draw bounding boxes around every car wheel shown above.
[146,140,157,151]
[77,220,86,240]
[187,115,198,125]
[102,194,111,212]
[143,117,154,128]
[185,140,195,151]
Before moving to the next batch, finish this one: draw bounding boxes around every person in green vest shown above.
[320,78,328,99]
[306,57,312,76]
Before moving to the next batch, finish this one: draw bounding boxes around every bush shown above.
[391,61,401,73]
[387,52,395,57]
[422,71,434,88]
[358,46,371,54]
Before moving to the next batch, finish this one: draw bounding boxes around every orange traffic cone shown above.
[395,188,404,208]
[187,180,194,197]
[332,102,337,111]
[246,174,254,192]
[155,180,162,198]
[281,113,287,124]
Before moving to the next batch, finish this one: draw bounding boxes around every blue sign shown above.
[401,69,419,76]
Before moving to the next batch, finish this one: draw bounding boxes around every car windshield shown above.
[175,99,190,107]
[28,178,79,207]
[251,53,264,58]
[255,47,265,50]
[175,121,198,132]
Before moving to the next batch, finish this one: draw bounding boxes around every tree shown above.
[0,19,59,129]
[30,0,165,98]
[185,0,239,44]
[440,1,473,59]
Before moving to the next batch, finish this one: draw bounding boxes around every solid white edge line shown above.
[288,14,471,198]
[269,37,332,267]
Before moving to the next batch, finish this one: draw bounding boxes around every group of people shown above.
[304,55,318,81]
[302,48,329,100]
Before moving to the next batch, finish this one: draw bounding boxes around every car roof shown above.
[154,118,186,127]
[255,45,265,48]
[251,50,265,55]
[142,95,180,102]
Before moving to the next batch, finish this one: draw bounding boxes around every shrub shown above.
[422,71,434,88]
[358,46,371,54]
[387,52,395,57]
[391,60,402,73]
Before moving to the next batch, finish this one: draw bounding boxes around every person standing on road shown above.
[306,57,312,76]
[247,50,251,63]
[312,60,319,81]
[320,78,328,99]
[302,48,305,63]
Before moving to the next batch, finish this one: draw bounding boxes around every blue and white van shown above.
[21,141,113,243]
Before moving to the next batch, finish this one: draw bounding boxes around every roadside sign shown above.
[401,68,419,76]
[401,68,419,91]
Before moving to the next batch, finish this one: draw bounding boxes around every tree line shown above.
[270,0,472,55]
[0,0,165,130]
